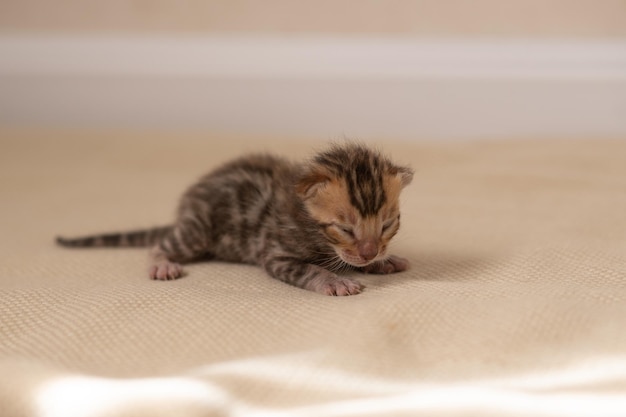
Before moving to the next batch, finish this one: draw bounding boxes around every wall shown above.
[1,1,625,140]
[1,0,625,36]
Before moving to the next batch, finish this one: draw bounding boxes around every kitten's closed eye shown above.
[338,225,355,238]
[382,216,399,232]
[320,222,355,238]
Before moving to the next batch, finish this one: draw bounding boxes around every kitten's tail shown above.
[56,226,172,248]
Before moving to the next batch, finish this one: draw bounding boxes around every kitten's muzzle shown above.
[357,240,378,262]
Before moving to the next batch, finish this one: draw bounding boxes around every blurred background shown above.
[0,0,624,141]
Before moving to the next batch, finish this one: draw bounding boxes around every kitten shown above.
[57,143,413,296]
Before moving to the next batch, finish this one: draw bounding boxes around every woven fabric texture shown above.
[1,131,625,417]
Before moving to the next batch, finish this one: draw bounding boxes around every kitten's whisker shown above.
[318,256,342,270]
[315,254,347,273]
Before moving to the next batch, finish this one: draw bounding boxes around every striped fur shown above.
[57,143,413,296]
[56,226,171,248]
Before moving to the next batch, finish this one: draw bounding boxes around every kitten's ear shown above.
[392,166,414,188]
[296,169,331,199]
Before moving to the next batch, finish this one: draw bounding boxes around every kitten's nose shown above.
[358,240,378,261]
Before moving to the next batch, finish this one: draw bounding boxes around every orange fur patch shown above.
[302,173,405,258]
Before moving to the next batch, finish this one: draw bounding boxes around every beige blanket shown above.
[1,130,625,417]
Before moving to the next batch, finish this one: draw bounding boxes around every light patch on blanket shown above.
[35,376,230,417]
[192,351,626,394]
[34,355,626,417]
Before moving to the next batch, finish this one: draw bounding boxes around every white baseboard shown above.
[1,36,625,140]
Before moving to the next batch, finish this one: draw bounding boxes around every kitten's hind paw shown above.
[149,261,183,280]
[361,255,409,274]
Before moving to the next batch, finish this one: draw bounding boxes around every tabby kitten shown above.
[57,143,413,296]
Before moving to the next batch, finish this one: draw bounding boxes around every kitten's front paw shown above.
[361,255,409,274]
[307,274,362,296]
[327,278,363,296]
[149,261,183,280]
[323,277,363,296]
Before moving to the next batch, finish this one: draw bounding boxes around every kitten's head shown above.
[297,144,413,267]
